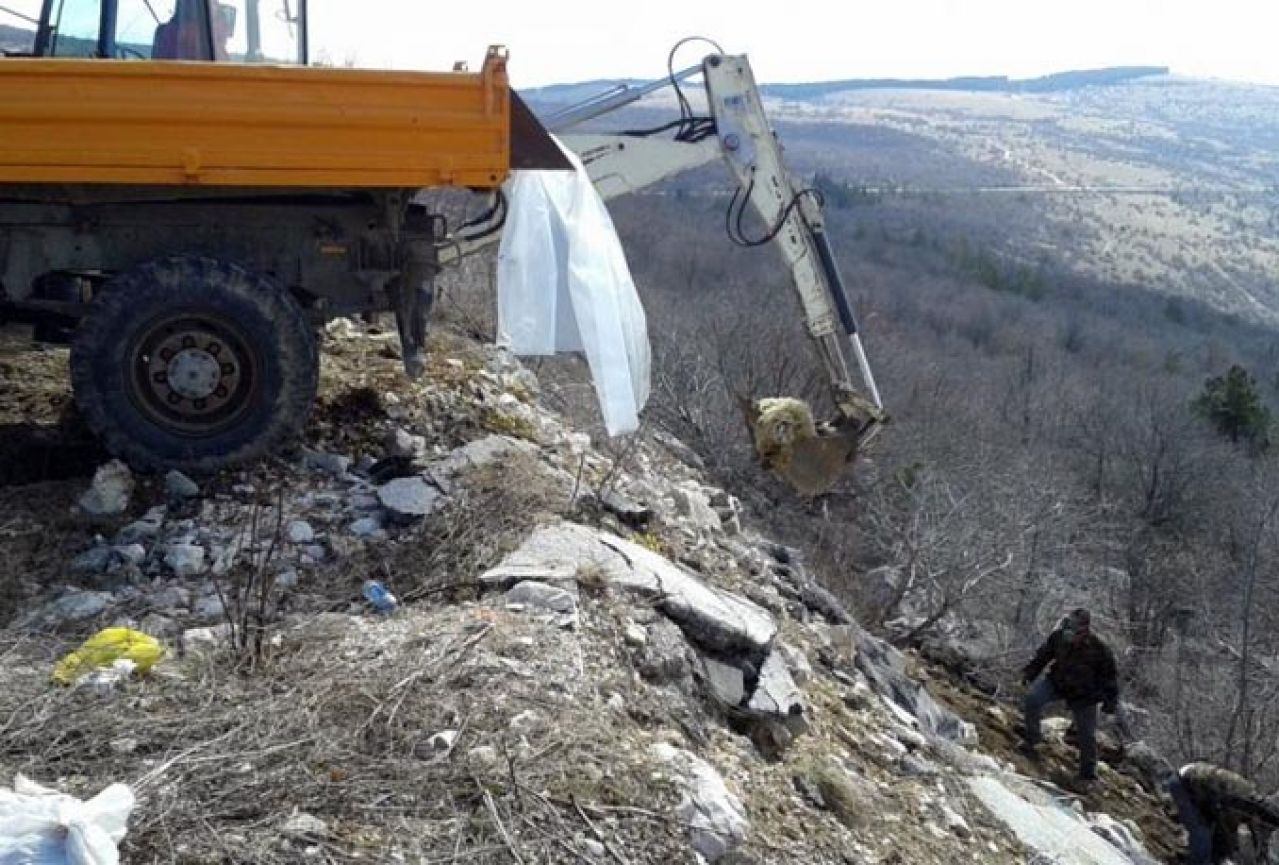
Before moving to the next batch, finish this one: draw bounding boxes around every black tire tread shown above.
[70,256,318,472]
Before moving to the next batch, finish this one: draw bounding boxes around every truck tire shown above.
[70,256,318,472]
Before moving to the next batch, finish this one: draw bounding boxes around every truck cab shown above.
[15,0,306,64]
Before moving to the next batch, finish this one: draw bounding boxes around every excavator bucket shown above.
[741,395,883,496]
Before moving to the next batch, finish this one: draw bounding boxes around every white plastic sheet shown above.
[497,143,650,436]
[0,775,134,865]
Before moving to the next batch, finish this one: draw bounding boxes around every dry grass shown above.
[0,600,692,864]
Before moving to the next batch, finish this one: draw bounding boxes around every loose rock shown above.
[24,590,114,628]
[287,520,315,544]
[303,450,352,477]
[349,515,385,538]
[652,744,749,862]
[165,470,201,499]
[164,544,206,578]
[78,460,134,516]
[377,477,442,519]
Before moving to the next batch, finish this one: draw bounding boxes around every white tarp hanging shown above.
[497,143,650,436]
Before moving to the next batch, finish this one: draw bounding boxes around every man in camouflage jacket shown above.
[1020,608,1119,782]
[1171,762,1279,864]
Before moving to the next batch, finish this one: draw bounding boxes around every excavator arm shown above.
[448,51,885,495]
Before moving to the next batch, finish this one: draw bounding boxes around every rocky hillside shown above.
[0,321,1187,863]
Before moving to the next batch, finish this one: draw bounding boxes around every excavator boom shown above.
[449,50,886,495]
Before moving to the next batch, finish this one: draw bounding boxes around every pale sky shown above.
[309,0,1279,88]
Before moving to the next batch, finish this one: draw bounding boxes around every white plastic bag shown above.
[0,775,135,865]
[497,142,650,436]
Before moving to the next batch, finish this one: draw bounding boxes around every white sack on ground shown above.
[0,774,135,865]
[497,143,650,436]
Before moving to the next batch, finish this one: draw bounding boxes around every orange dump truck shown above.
[0,0,566,470]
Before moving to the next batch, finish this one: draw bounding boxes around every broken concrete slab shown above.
[481,522,776,654]
[968,775,1157,865]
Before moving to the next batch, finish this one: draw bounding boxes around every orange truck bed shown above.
[0,49,511,189]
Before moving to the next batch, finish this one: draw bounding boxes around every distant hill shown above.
[521,66,1171,107]
[0,23,35,54]
[759,66,1170,99]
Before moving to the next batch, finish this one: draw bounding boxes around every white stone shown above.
[78,460,134,516]
[150,584,192,611]
[623,622,648,646]
[208,544,237,576]
[191,591,227,620]
[115,506,167,545]
[505,581,578,615]
[72,546,112,574]
[427,435,539,487]
[386,427,427,458]
[778,642,813,686]
[509,709,540,734]
[670,484,721,533]
[164,544,206,578]
[323,317,358,338]
[701,656,746,706]
[349,515,385,538]
[606,693,625,711]
[651,743,749,861]
[1088,813,1151,863]
[76,658,135,693]
[182,623,231,653]
[349,492,381,511]
[429,730,459,751]
[282,812,329,839]
[286,520,315,544]
[467,745,499,767]
[303,449,352,476]
[165,470,200,499]
[112,544,147,566]
[940,804,971,838]
[377,477,442,518]
[747,649,805,717]
[24,590,113,627]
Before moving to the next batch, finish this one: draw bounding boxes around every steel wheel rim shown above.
[127,312,259,435]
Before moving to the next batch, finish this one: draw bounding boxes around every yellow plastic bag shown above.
[52,628,165,686]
